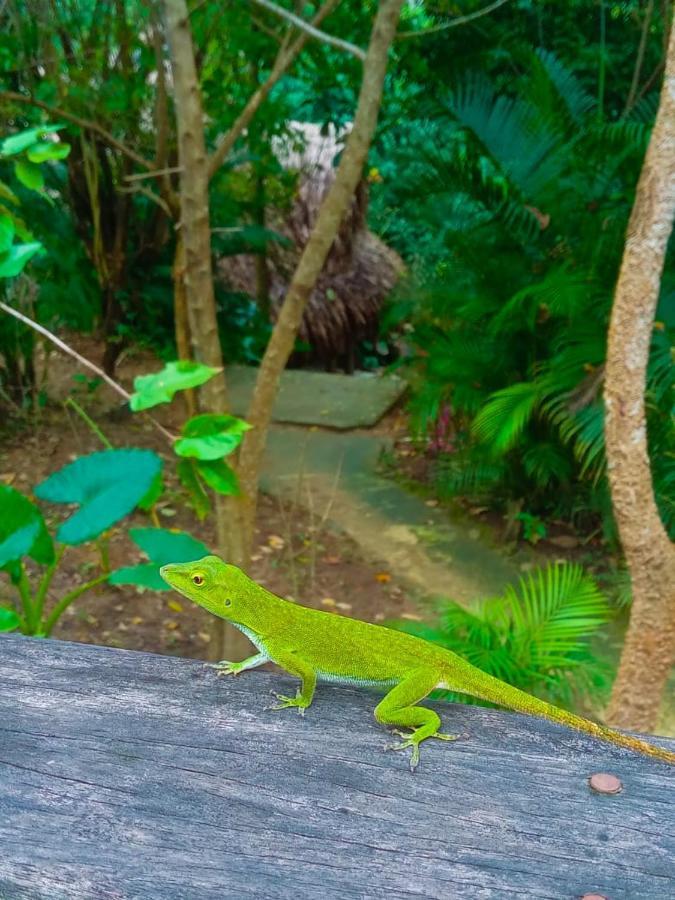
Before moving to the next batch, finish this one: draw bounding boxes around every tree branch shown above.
[0,90,153,170]
[208,0,341,179]
[248,0,364,61]
[396,0,510,39]
[0,301,176,443]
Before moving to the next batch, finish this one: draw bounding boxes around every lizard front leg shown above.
[207,652,269,677]
[264,646,317,716]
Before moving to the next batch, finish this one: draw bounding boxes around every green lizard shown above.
[160,556,675,771]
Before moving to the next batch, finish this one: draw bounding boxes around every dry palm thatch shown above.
[217,122,404,371]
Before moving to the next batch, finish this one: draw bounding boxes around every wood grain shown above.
[0,634,673,899]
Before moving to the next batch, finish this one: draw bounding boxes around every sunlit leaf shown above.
[0,124,65,156]
[174,413,250,461]
[26,141,71,163]
[130,361,220,412]
[0,242,43,278]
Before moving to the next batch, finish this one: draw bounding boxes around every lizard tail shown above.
[455,667,675,764]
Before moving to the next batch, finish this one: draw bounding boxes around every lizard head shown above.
[160,555,249,620]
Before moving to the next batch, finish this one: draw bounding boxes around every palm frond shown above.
[472,381,540,455]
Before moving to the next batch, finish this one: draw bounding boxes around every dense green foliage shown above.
[369,7,674,540]
[393,563,612,709]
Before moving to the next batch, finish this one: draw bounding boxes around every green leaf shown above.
[129,361,220,412]
[109,527,210,591]
[0,214,14,253]
[197,459,240,495]
[138,471,164,511]
[0,242,43,278]
[175,414,250,461]
[0,606,21,632]
[1,124,65,156]
[26,141,71,163]
[472,382,540,455]
[0,484,54,568]
[14,160,44,191]
[177,459,210,520]
[109,562,168,591]
[34,449,162,544]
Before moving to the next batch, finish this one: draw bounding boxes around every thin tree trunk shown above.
[236,0,404,556]
[604,18,675,731]
[163,0,248,661]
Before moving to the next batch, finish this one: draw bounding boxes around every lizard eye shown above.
[192,574,204,586]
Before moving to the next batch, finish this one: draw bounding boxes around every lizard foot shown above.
[264,690,308,716]
[205,660,244,677]
[386,731,464,772]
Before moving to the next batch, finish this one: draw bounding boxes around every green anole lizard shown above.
[160,556,675,770]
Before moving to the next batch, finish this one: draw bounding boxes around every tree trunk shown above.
[604,18,675,731]
[236,0,405,556]
[163,0,248,661]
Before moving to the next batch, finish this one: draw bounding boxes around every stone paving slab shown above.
[226,365,407,429]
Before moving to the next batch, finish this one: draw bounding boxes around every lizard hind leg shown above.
[375,668,463,772]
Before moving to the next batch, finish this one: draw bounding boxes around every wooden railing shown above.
[1,634,673,899]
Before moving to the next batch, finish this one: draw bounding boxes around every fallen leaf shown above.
[336,602,352,612]
[267,534,285,550]
[164,619,179,630]
[197,631,211,643]
[131,616,144,625]
[168,600,183,613]
[321,598,337,608]
[0,473,15,484]
[400,613,422,621]
[324,555,341,565]
[375,572,391,583]
[548,535,580,549]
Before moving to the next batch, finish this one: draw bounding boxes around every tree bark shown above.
[236,0,405,555]
[164,0,248,661]
[604,18,675,731]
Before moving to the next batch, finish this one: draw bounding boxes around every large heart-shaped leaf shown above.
[34,449,162,544]
[129,361,220,412]
[174,413,250,461]
[0,484,54,568]
[110,527,210,591]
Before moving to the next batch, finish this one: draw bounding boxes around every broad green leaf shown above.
[0,606,21,632]
[26,141,71,163]
[0,242,42,278]
[129,527,210,565]
[14,160,44,191]
[0,214,14,253]
[177,459,210,520]
[109,562,167,591]
[34,449,162,544]
[0,484,54,567]
[197,459,240,495]
[110,527,210,592]
[130,361,220,412]
[1,124,65,156]
[174,413,250,461]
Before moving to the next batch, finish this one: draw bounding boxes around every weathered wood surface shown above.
[0,635,673,900]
